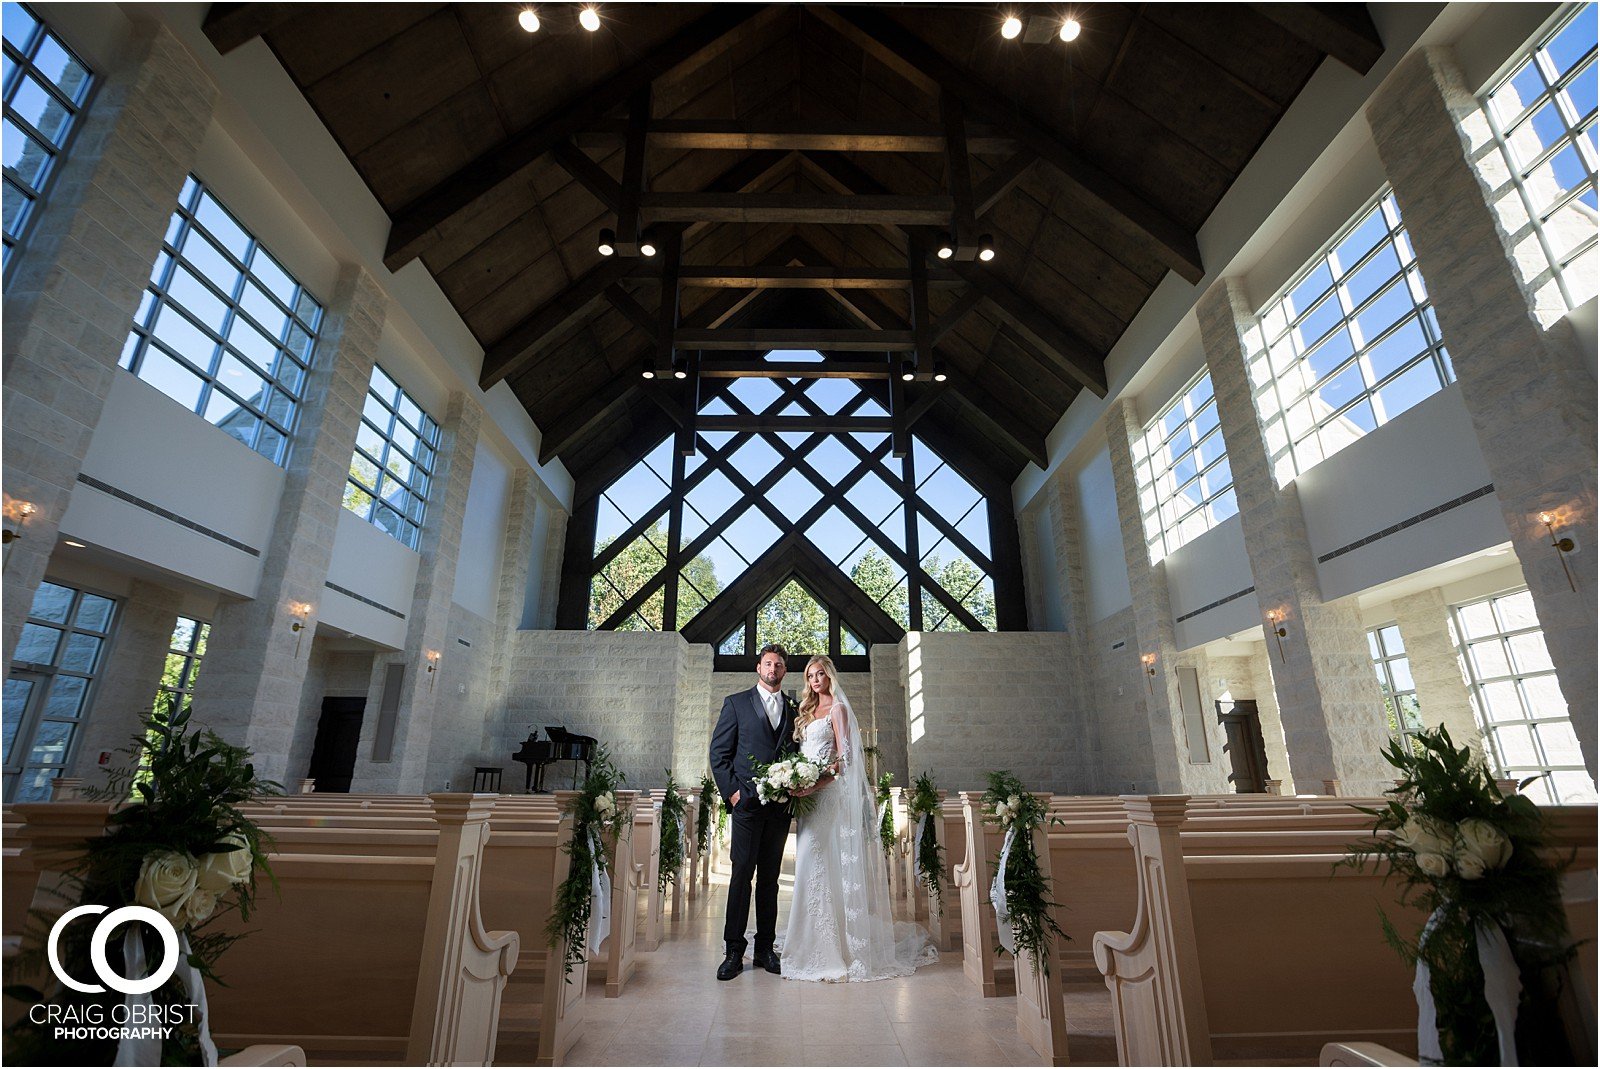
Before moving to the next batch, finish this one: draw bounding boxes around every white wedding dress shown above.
[780,694,937,982]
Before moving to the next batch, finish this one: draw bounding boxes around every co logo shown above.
[46,905,178,995]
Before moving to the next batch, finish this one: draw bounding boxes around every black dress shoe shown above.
[754,949,781,975]
[716,954,744,981]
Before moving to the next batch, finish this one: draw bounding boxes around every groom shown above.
[708,642,797,980]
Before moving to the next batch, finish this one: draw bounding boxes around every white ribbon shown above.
[1414,907,1522,1066]
[911,813,929,874]
[114,928,217,1067]
[586,829,611,956]
[989,825,1017,955]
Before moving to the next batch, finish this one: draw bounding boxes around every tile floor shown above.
[561,846,1117,1067]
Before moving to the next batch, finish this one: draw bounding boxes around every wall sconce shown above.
[1141,653,1157,693]
[1266,609,1289,663]
[288,602,313,656]
[2,499,37,544]
[1539,511,1579,592]
[425,649,441,690]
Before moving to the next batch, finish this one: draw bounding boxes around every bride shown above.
[780,654,937,982]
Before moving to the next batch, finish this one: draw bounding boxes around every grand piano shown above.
[511,726,597,793]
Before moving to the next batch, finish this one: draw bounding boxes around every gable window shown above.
[122,176,323,466]
[1134,370,1236,562]
[1248,190,1452,483]
[2,3,93,273]
[583,364,1003,660]
[1481,2,1598,310]
[343,365,440,550]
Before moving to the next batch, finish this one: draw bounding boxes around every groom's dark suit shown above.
[709,685,797,958]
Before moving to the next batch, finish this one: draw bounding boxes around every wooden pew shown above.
[901,788,941,926]
[926,795,964,954]
[952,790,1050,998]
[591,791,642,998]
[633,797,663,953]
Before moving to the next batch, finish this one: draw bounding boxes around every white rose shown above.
[1008,794,1021,809]
[1455,819,1512,873]
[135,850,199,925]
[993,802,1011,823]
[1397,815,1455,858]
[1416,852,1451,878]
[196,832,253,892]
[180,888,219,927]
[595,794,614,815]
[1455,853,1486,880]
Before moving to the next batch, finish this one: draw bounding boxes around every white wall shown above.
[322,509,418,649]
[453,439,513,620]
[1166,515,1259,650]
[1075,446,1131,623]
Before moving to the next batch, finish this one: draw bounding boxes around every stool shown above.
[472,766,503,793]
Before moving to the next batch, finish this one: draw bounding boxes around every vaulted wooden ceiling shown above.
[205,2,1382,499]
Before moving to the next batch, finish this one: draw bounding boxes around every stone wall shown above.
[1086,609,1159,793]
[422,603,499,792]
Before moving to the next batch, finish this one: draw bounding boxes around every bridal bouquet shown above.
[751,754,826,816]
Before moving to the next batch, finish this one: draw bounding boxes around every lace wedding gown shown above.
[780,699,937,982]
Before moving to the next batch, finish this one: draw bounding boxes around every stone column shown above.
[1390,588,1484,756]
[532,500,568,629]
[72,580,182,789]
[352,393,482,792]
[1198,279,1393,796]
[1040,464,1107,791]
[1104,400,1189,793]
[190,267,387,782]
[1,25,216,667]
[485,469,539,724]
[1367,48,1598,775]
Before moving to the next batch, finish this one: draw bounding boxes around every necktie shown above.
[765,693,781,730]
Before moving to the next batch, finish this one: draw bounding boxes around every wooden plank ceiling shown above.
[216,3,1380,495]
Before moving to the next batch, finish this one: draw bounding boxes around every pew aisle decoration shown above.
[657,771,688,895]
[5,707,278,1066]
[876,771,896,862]
[696,773,716,854]
[982,771,1066,973]
[906,772,944,911]
[1347,725,1574,1066]
[546,748,626,982]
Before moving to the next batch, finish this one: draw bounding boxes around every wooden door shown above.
[1215,698,1271,794]
[307,696,365,793]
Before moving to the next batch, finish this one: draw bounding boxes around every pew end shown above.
[1319,1041,1419,1066]
[219,1043,308,1066]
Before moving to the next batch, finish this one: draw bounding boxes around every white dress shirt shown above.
[759,687,782,730]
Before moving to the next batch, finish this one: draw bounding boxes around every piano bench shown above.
[472,766,503,793]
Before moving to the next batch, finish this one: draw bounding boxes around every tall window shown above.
[1133,370,1236,562]
[1482,2,1598,310]
[122,176,323,466]
[4,580,118,801]
[155,616,209,717]
[343,365,439,550]
[2,3,93,271]
[1368,624,1424,754]
[1249,190,1452,483]
[1451,588,1597,805]
[586,366,1000,659]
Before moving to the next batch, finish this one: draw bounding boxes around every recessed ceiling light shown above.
[518,8,540,33]
[1001,15,1022,40]
[1059,17,1081,42]
[579,6,601,32]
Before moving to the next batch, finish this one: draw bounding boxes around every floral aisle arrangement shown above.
[875,771,896,862]
[983,770,1066,974]
[1345,725,1576,1066]
[657,771,689,896]
[4,707,279,1066]
[906,772,944,912]
[545,748,626,981]
[751,754,825,817]
[696,773,716,855]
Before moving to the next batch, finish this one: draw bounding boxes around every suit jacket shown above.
[709,685,798,812]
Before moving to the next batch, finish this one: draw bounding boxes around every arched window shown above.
[583,358,1002,666]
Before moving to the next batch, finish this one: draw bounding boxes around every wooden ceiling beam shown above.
[699,360,898,378]
[383,4,764,271]
[1249,3,1384,75]
[813,4,1204,284]
[675,265,961,288]
[675,328,915,351]
[202,3,305,55]
[974,150,1038,216]
[641,192,954,225]
[549,141,622,212]
[575,117,1018,154]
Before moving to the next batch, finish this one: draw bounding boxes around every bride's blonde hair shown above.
[794,654,842,742]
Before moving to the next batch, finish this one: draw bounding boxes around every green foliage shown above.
[545,748,627,982]
[657,772,689,896]
[696,773,716,854]
[875,771,896,860]
[982,770,1067,974]
[923,553,996,631]
[588,521,721,631]
[1342,726,1575,1065]
[4,707,280,1065]
[850,548,907,628]
[906,772,945,911]
[755,578,829,654]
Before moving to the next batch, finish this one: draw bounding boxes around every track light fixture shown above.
[578,5,601,32]
[977,234,996,262]
[936,237,954,260]
[517,7,540,32]
[1059,17,1081,42]
[597,227,616,257]
[641,361,656,380]
[1001,14,1022,40]
[639,227,659,258]
[933,361,948,383]
[900,363,916,383]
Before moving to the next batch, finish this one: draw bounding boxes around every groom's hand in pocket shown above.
[729,790,741,807]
